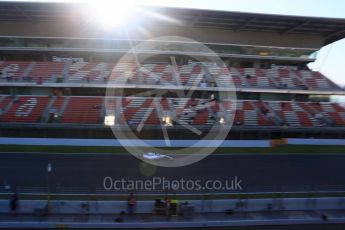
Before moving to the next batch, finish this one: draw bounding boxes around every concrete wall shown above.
[1,197,345,214]
[287,138,345,146]
[0,137,270,147]
[1,137,345,147]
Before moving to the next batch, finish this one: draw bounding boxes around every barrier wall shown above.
[0,138,270,147]
[287,138,345,146]
[1,197,345,214]
[0,137,344,148]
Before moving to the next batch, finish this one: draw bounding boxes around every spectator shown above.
[154,199,166,216]
[321,213,328,221]
[10,192,18,214]
[127,193,136,215]
[260,106,268,115]
[200,80,207,88]
[266,203,273,213]
[187,105,196,119]
[165,90,178,98]
[56,75,63,83]
[37,76,43,85]
[13,96,20,103]
[210,93,215,101]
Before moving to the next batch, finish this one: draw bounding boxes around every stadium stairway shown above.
[252,100,276,125]
[61,61,72,82]
[41,97,58,122]
[266,68,279,88]
[22,62,36,80]
[42,96,69,123]
[298,102,330,126]
[0,96,14,115]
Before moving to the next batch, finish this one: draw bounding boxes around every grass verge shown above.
[0,144,345,154]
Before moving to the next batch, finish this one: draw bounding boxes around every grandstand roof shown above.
[0,2,344,45]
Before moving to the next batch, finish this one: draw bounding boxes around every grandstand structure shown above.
[0,2,345,140]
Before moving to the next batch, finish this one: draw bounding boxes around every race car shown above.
[142,152,173,160]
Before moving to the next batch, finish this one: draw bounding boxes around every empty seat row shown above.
[0,95,344,127]
[0,96,49,122]
[0,61,341,91]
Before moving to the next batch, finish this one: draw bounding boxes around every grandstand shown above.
[1,2,345,229]
[0,1,344,140]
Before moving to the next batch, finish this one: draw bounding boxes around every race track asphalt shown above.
[0,152,344,194]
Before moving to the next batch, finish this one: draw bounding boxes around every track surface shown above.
[0,152,344,194]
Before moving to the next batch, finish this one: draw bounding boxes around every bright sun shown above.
[86,1,135,29]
